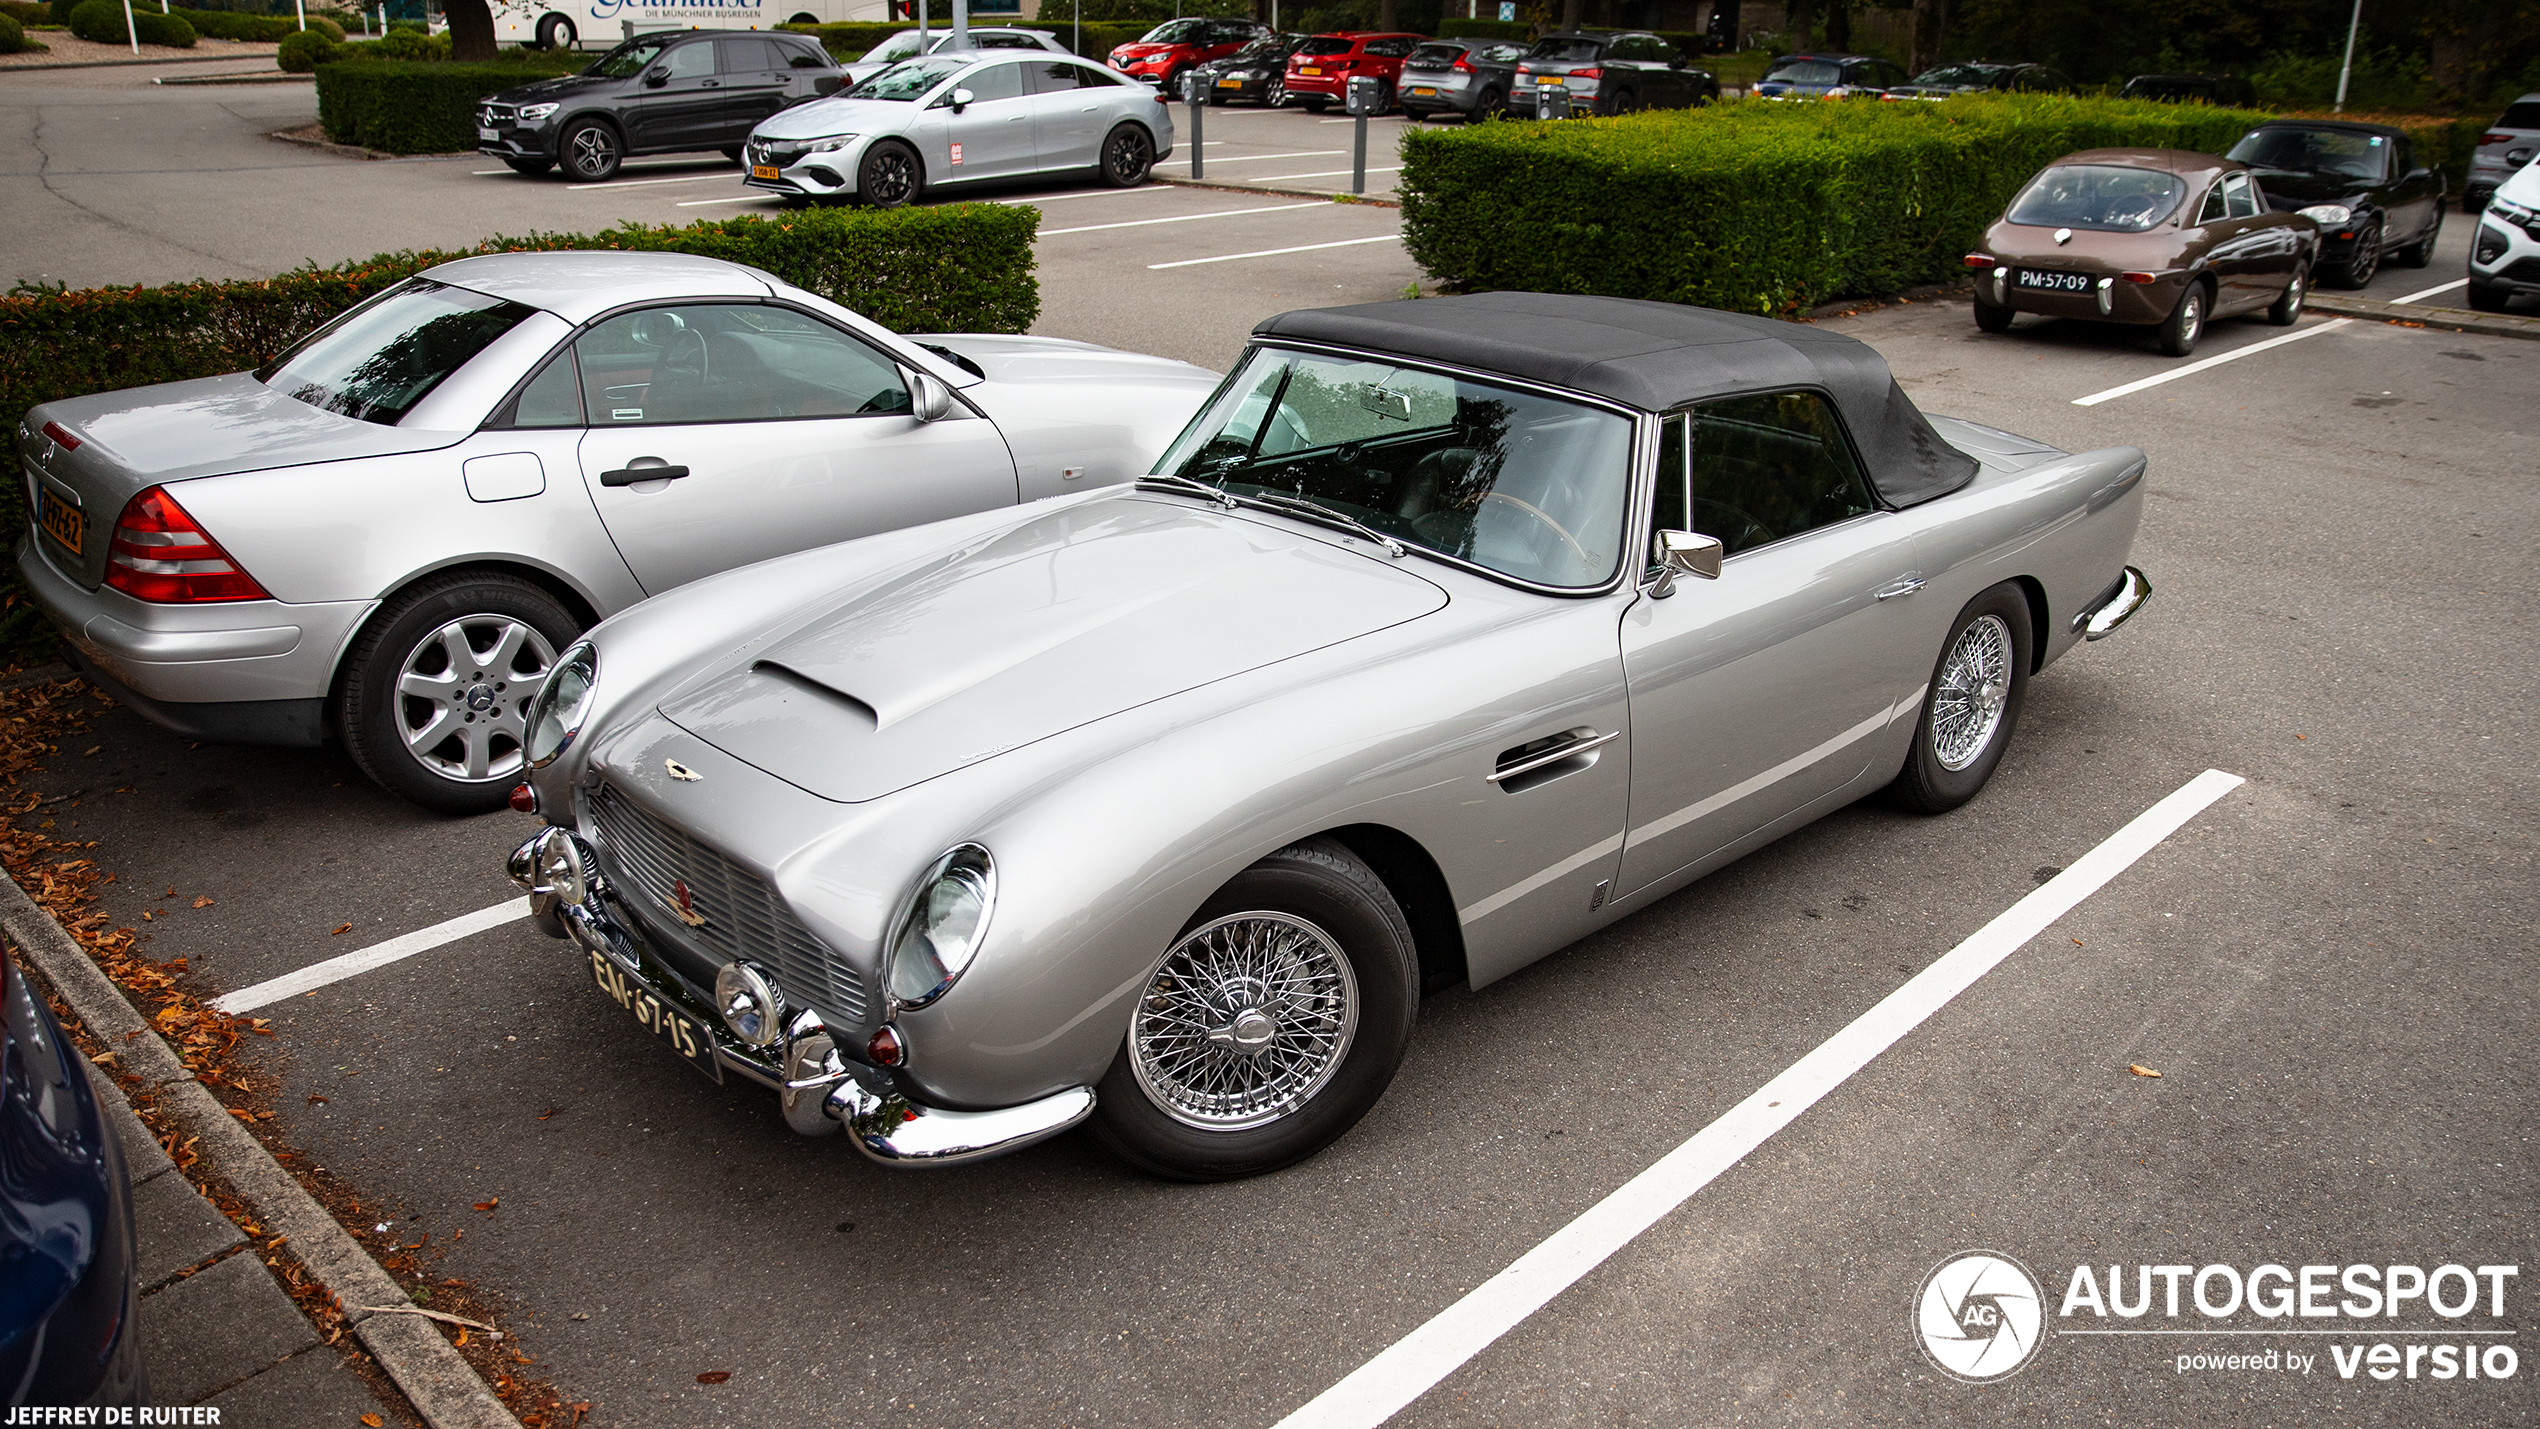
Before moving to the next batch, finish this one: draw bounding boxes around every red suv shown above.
[1111,18,1271,91]
[1283,32,1424,112]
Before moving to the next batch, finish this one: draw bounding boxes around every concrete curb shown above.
[266,125,469,162]
[156,71,309,86]
[0,873,520,1429]
[0,51,279,73]
[2305,292,2540,341]
[1153,174,1399,207]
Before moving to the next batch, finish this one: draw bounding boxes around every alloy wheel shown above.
[567,126,616,180]
[2350,225,2381,285]
[1128,912,1360,1129]
[1266,76,1284,107]
[1930,614,2013,772]
[865,147,916,205]
[395,615,555,784]
[1106,127,1152,183]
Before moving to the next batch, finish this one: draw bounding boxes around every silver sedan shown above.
[508,292,2154,1179]
[744,51,1175,207]
[14,251,1218,812]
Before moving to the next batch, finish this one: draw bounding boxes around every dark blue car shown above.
[3,945,145,1410]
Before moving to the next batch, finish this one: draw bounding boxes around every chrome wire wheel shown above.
[395,615,555,784]
[1930,613,2013,772]
[1129,911,1360,1130]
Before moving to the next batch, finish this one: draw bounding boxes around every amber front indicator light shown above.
[1964,253,1994,268]
[102,486,271,603]
[2120,271,2159,283]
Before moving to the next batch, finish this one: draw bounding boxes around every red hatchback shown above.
[1283,32,1424,112]
[1110,17,1271,91]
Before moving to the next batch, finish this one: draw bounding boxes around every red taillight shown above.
[1570,66,1601,78]
[866,1026,905,1066]
[41,421,80,451]
[102,486,270,604]
[509,784,538,814]
[1452,53,1472,71]
[2481,132,2511,145]
[1964,253,1994,268]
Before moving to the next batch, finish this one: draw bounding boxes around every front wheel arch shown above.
[325,559,601,720]
[1321,823,1467,995]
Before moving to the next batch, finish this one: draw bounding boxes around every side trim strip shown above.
[1456,833,1624,926]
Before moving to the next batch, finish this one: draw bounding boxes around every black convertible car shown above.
[2227,119,2446,287]
[1190,31,1311,107]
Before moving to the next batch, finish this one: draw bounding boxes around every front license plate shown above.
[1216,77,1243,88]
[477,126,499,141]
[1409,86,1437,96]
[2016,269,2092,292]
[587,948,722,1082]
[36,489,82,557]
[752,163,780,180]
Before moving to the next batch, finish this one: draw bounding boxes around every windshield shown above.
[584,34,673,78]
[1230,37,1288,60]
[1528,39,1603,63]
[2499,102,2540,130]
[846,55,971,100]
[1140,18,1206,43]
[1764,60,1840,85]
[1909,63,2003,86]
[1154,348,1634,589]
[858,28,931,63]
[259,279,533,426]
[2007,164,2187,232]
[2227,126,2388,182]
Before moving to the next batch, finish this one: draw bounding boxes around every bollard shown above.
[1352,112,1367,194]
[1186,73,1204,180]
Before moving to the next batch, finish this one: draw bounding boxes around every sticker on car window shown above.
[612,408,644,421]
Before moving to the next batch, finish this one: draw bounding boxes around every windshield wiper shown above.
[1133,473,1239,507]
[1233,489,1407,558]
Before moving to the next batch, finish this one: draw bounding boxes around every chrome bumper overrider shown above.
[2075,565,2152,641]
[508,829,1095,1167]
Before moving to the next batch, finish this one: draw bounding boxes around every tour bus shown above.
[491,0,897,51]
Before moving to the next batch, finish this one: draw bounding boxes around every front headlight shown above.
[2492,197,2537,226]
[802,135,858,153]
[2298,204,2354,228]
[525,641,597,768]
[884,844,995,1009]
[517,102,559,122]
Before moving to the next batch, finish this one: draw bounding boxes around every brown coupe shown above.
[1965,147,2320,357]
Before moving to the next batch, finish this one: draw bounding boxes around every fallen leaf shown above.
[696,1371,732,1385]
[536,1107,560,1121]
[81,745,98,756]
[2294,733,2307,740]
[332,923,352,936]
[2071,937,2083,945]
[194,896,214,908]
[307,1094,328,1105]
[570,1312,590,1321]
[163,887,176,898]
[255,1110,276,1120]
[473,1198,499,1211]
[2129,1064,2162,1078]
[363,1416,384,1428]
[456,1328,470,1347]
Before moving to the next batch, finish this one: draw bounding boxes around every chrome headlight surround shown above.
[883,844,996,1011]
[525,640,597,769]
[2298,203,2354,228]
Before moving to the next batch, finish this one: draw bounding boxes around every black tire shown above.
[1473,85,1502,119]
[558,117,620,181]
[2464,189,2490,214]
[721,146,743,164]
[787,10,817,22]
[1163,66,1191,100]
[1090,838,1418,1181]
[1886,583,2033,815]
[1300,95,1328,113]
[1972,295,2014,333]
[1263,75,1286,108]
[2155,280,2207,357]
[2395,207,2439,268]
[336,573,583,815]
[1606,86,1636,115]
[856,139,921,207]
[1098,122,1154,187]
[501,156,552,176]
[2326,220,2381,288]
[2265,264,2307,326]
[533,12,573,50]
[2466,280,2511,313]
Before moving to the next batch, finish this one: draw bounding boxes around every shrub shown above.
[275,25,331,70]
[0,12,35,51]
[68,0,194,45]
[1399,93,2266,315]
[0,0,46,27]
[315,54,580,150]
[167,7,332,41]
[48,0,77,23]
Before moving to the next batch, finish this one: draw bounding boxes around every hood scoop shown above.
[658,497,1448,803]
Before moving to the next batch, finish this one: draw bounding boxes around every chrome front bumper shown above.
[509,828,1095,1167]
[2075,565,2152,641]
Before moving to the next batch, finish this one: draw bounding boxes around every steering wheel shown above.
[1692,497,1774,554]
[1480,491,1591,567]
[661,328,709,382]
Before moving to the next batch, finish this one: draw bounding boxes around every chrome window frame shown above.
[1639,385,1889,580]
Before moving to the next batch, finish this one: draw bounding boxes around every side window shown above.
[573,304,910,426]
[2196,182,2227,224]
[658,41,715,81]
[1651,410,1689,557]
[498,349,584,429]
[954,62,1028,104]
[1366,37,1415,58]
[1029,60,1112,93]
[975,32,1028,48]
[717,37,777,73]
[2224,171,2258,218]
[781,39,827,68]
[1672,391,1877,557]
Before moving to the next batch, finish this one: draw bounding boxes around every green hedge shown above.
[0,204,1041,663]
[68,0,193,45]
[0,11,36,50]
[166,6,335,40]
[1400,93,2267,315]
[315,55,578,151]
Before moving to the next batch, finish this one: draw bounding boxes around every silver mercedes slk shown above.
[508,292,2154,1179]
[13,251,1219,812]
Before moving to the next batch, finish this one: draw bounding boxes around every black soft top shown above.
[1253,292,1979,509]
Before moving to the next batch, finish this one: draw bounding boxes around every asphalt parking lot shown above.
[6,63,2535,1428]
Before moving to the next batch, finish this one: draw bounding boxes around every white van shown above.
[492,0,894,53]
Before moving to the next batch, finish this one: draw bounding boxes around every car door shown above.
[932,60,1038,182]
[2389,135,2439,245]
[570,302,1020,596]
[1027,59,1111,171]
[1616,391,1928,897]
[712,37,791,138]
[2208,170,2275,311]
[624,38,726,152]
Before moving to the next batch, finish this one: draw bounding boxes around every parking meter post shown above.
[1187,76,1203,179]
[1352,112,1367,193]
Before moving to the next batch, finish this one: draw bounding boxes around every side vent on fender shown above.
[1490,727,1619,795]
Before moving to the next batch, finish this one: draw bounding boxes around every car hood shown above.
[1113,44,1178,59]
[2247,168,2374,207]
[655,494,1450,803]
[752,95,919,139]
[488,71,621,104]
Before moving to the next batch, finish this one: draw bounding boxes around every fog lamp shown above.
[531,828,588,907]
[714,961,787,1049]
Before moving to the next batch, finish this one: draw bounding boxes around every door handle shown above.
[600,462,690,487]
[1874,577,1926,601]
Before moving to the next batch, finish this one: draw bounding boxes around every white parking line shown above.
[674,195,774,207]
[208,900,530,1015]
[1252,165,1404,183]
[1271,768,2247,1429]
[1147,234,1401,268]
[1153,150,1345,167]
[564,172,740,192]
[2069,319,2351,407]
[2392,277,2468,304]
[1317,116,1407,124]
[1043,202,1325,236]
[993,186,1177,205]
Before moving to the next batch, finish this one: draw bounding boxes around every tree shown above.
[1785,0,1816,48]
[444,0,495,60]
[1825,0,1849,50]
[1910,0,1945,73]
[1380,0,1398,32]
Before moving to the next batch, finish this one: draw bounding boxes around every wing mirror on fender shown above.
[910,372,954,423]
[1646,529,1723,598]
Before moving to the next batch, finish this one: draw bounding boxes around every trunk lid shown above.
[657,495,1450,803]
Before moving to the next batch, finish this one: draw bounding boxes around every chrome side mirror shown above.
[1645,529,1723,598]
[909,371,953,423]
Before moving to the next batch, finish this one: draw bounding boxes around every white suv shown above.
[2468,151,2540,312]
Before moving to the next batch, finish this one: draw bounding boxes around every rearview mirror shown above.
[910,372,954,423]
[643,67,669,87]
[948,86,975,111]
[1647,529,1723,597]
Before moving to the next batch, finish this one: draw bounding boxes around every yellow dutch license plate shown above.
[1300,66,1321,75]
[1217,77,1242,88]
[587,948,722,1082]
[37,489,82,556]
[751,164,780,180]
[1540,75,1565,86]
[1410,86,1437,96]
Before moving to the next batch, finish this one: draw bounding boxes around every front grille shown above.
[749,139,801,167]
[589,782,868,1024]
[480,103,515,124]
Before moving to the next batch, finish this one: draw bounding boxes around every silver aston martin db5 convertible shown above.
[508,292,2152,1180]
